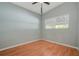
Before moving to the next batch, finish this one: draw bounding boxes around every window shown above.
[45,14,69,29]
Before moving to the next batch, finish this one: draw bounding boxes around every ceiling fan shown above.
[32,2,50,5]
[32,2,50,16]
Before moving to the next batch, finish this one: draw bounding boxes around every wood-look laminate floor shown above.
[0,40,79,56]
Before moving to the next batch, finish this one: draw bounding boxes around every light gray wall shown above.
[43,2,78,47]
[77,3,79,48]
[0,3,40,49]
[0,2,79,49]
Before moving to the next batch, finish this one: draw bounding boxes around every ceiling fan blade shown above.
[32,2,38,4]
[44,2,50,5]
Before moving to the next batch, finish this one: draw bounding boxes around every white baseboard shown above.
[43,39,79,50]
[0,39,41,51]
[0,39,79,51]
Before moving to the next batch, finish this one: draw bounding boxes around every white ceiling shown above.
[11,2,64,14]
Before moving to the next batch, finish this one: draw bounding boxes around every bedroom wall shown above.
[77,3,79,48]
[43,2,78,47]
[0,3,40,49]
